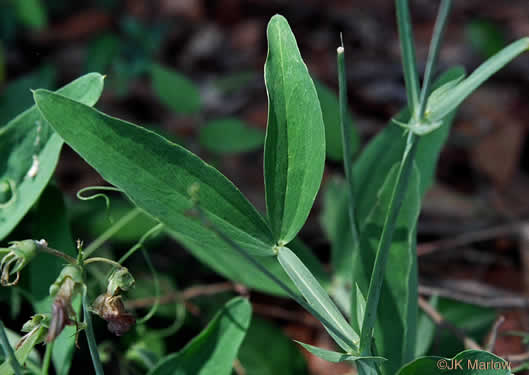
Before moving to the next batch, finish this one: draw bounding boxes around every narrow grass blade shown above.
[427,37,529,122]
[417,0,452,119]
[296,341,385,363]
[83,293,104,375]
[396,0,420,113]
[0,321,23,375]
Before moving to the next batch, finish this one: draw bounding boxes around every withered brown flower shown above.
[91,293,135,336]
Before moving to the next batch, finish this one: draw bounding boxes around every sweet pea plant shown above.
[1,0,529,374]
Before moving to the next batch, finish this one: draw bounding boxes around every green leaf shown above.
[277,246,358,352]
[239,317,307,375]
[396,350,511,374]
[426,37,529,122]
[11,0,47,29]
[296,341,385,364]
[199,118,264,154]
[148,297,251,375]
[151,64,201,114]
[415,295,438,357]
[33,89,275,256]
[466,20,507,58]
[0,326,46,375]
[315,81,359,161]
[264,14,326,244]
[0,72,105,241]
[354,284,366,334]
[353,162,421,374]
[30,185,77,375]
[167,226,328,297]
[320,177,356,283]
[0,65,56,127]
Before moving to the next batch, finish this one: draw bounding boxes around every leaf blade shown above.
[264,14,325,244]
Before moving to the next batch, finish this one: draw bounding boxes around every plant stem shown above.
[41,341,53,375]
[83,292,105,375]
[417,0,452,120]
[118,223,164,264]
[83,257,122,268]
[83,207,142,257]
[39,245,77,264]
[359,132,418,354]
[0,320,23,375]
[337,43,360,258]
[396,0,420,113]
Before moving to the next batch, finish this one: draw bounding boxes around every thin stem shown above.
[118,223,164,264]
[337,44,360,257]
[417,0,452,120]
[83,257,122,268]
[39,245,77,264]
[83,208,142,257]
[0,320,23,375]
[359,132,418,354]
[41,341,53,375]
[135,248,160,324]
[396,0,420,113]
[83,292,105,375]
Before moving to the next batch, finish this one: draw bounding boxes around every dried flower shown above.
[0,239,40,286]
[47,264,84,342]
[91,293,135,336]
[16,314,49,350]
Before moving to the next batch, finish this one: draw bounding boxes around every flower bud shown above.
[47,265,84,342]
[107,267,135,296]
[0,239,40,286]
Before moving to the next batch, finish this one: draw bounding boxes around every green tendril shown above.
[135,248,160,325]
[76,186,123,224]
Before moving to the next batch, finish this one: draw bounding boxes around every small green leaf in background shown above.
[239,317,307,375]
[199,118,265,154]
[85,34,121,74]
[277,246,358,352]
[0,65,56,127]
[151,64,201,114]
[10,0,47,30]
[415,295,438,357]
[315,81,359,162]
[466,20,507,58]
[33,89,275,256]
[320,177,356,283]
[264,14,326,245]
[148,297,251,375]
[0,72,105,241]
[296,341,385,364]
[396,349,511,375]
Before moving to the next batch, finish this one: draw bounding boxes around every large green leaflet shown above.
[263,15,325,245]
[148,297,251,375]
[33,89,275,256]
[0,73,105,241]
[396,350,511,375]
[353,163,421,375]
